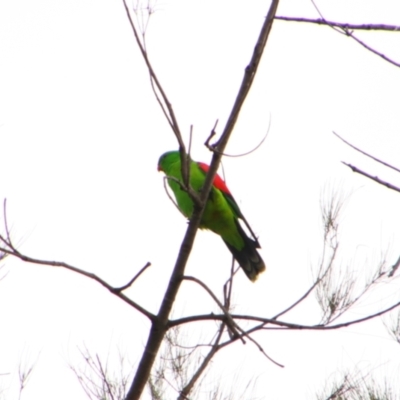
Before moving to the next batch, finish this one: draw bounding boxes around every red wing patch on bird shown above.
[197,162,243,218]
[197,162,231,194]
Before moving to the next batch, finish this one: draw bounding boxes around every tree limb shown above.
[275,17,400,31]
[125,2,280,398]
[0,244,154,321]
[169,298,400,331]
[333,131,400,174]
[342,162,400,193]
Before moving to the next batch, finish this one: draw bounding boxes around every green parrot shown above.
[158,150,265,282]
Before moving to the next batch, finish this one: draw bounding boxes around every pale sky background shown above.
[1,0,400,399]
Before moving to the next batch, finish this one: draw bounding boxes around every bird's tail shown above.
[223,222,266,282]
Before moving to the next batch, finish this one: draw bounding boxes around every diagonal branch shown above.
[112,262,151,292]
[342,162,400,193]
[177,323,225,399]
[342,28,400,68]
[0,243,154,321]
[125,2,280,398]
[180,276,285,369]
[276,14,400,68]
[122,0,184,148]
[182,275,244,342]
[333,131,400,173]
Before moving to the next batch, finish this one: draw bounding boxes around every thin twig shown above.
[177,323,225,399]
[204,120,219,150]
[0,244,155,321]
[312,0,400,68]
[342,162,400,193]
[275,16,400,32]
[112,262,151,292]
[95,354,115,400]
[389,255,400,278]
[279,5,400,68]
[3,199,11,243]
[182,275,244,342]
[343,28,400,68]
[272,266,330,320]
[122,0,184,147]
[223,258,236,310]
[169,298,400,331]
[333,131,400,173]
[215,322,284,368]
[208,115,271,158]
[184,276,284,368]
[188,125,193,157]
[125,2,280,398]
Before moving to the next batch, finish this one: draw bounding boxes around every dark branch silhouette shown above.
[334,131,400,173]
[275,17,400,31]
[276,15,400,68]
[124,1,281,398]
[342,162,400,193]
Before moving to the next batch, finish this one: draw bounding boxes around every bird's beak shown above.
[157,164,162,172]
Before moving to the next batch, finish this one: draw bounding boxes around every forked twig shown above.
[177,323,225,399]
[182,275,244,342]
[206,116,271,158]
[283,2,400,68]
[126,1,280,397]
[122,0,184,147]
[112,262,151,292]
[0,234,154,321]
[181,275,283,367]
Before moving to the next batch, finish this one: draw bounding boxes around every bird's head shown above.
[157,151,180,173]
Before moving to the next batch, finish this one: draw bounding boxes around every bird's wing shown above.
[197,161,261,248]
[197,162,241,217]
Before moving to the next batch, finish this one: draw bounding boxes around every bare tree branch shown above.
[70,346,132,400]
[389,255,400,278]
[317,367,400,400]
[177,324,225,400]
[168,296,400,332]
[276,13,400,68]
[183,275,243,342]
[342,28,400,68]
[0,239,154,321]
[205,116,271,158]
[342,162,400,193]
[125,1,280,398]
[113,262,151,292]
[275,16,400,31]
[333,131,400,174]
[122,0,184,147]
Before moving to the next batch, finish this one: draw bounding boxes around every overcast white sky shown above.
[1,0,400,399]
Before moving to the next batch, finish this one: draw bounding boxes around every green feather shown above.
[158,150,266,282]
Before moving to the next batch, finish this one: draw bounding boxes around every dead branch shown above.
[389,255,400,278]
[342,162,400,193]
[342,28,400,68]
[0,237,154,321]
[122,0,184,148]
[275,17,400,31]
[168,296,400,331]
[70,346,131,400]
[177,323,225,399]
[333,131,400,174]
[112,262,151,292]
[183,275,243,342]
[125,1,280,398]
[276,13,400,68]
